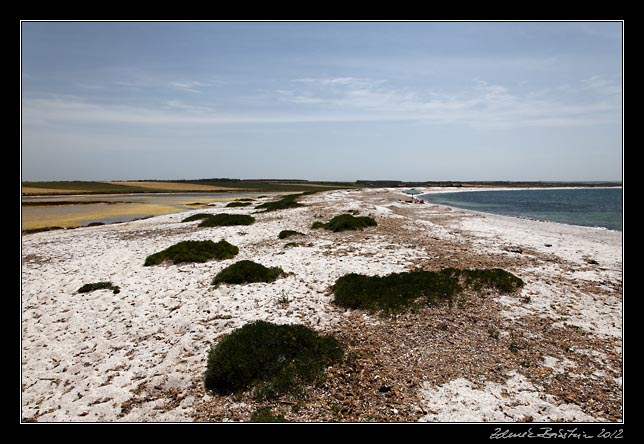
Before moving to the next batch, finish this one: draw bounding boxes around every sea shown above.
[419,188,623,232]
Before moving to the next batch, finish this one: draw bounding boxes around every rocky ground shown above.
[21,188,622,422]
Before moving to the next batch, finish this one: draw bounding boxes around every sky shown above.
[21,21,623,182]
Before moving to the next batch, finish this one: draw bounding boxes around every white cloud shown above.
[169,80,208,93]
[22,74,621,130]
[580,75,622,96]
[21,96,383,127]
[293,77,386,89]
[281,76,621,128]
[164,100,214,113]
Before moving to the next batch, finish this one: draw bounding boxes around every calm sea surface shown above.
[420,188,622,231]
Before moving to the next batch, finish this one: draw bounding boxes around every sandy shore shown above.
[21,188,622,422]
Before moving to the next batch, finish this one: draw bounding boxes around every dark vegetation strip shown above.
[226,201,252,208]
[255,194,305,212]
[278,230,304,239]
[77,281,121,294]
[22,181,151,194]
[22,226,66,235]
[181,179,354,192]
[22,200,131,206]
[333,268,524,313]
[182,213,255,226]
[199,214,255,227]
[182,213,214,222]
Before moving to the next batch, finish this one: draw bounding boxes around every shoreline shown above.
[414,186,622,233]
[21,188,622,422]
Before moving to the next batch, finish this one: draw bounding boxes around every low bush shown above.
[333,268,523,313]
[256,194,304,212]
[23,226,65,234]
[278,230,304,239]
[212,260,285,286]
[78,281,120,294]
[86,222,105,227]
[204,320,343,399]
[199,214,255,227]
[182,213,213,223]
[226,201,252,208]
[311,214,377,232]
[144,240,238,266]
[445,268,525,294]
[249,407,287,423]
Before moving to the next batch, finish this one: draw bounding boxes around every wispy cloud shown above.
[21,96,382,126]
[168,80,209,93]
[87,68,217,94]
[572,22,622,40]
[580,75,622,96]
[164,100,214,113]
[293,77,386,88]
[22,75,621,129]
[281,76,621,128]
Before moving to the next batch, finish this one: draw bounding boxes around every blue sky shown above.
[21,21,622,182]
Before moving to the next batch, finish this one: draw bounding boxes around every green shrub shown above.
[226,201,252,208]
[278,230,304,239]
[181,213,214,223]
[333,268,523,313]
[249,407,287,423]
[86,222,105,227]
[311,214,377,232]
[212,260,285,286]
[256,194,305,212]
[78,281,120,294]
[198,213,255,227]
[204,320,343,398]
[457,268,525,293]
[144,240,239,266]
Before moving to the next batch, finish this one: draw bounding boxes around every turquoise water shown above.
[420,188,623,231]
